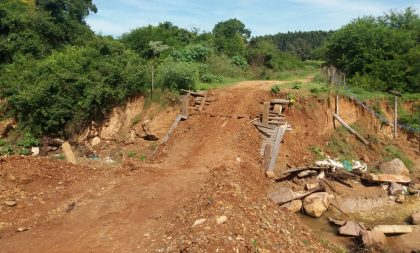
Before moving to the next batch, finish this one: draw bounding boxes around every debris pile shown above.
[267,157,420,251]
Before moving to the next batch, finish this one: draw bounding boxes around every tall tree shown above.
[212,19,250,57]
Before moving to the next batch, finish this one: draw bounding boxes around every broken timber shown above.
[266,125,287,177]
[161,114,187,144]
[333,114,369,145]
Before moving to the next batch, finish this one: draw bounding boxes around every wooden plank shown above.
[181,95,190,118]
[267,125,287,173]
[271,99,291,104]
[180,89,205,97]
[372,225,414,234]
[262,144,272,171]
[199,92,208,111]
[253,121,276,130]
[333,114,370,145]
[273,104,283,114]
[363,173,411,183]
[161,115,186,143]
[280,166,330,175]
[62,142,77,164]
[262,102,270,126]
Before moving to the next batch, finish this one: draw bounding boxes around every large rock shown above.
[267,187,296,205]
[338,221,365,237]
[411,212,420,225]
[91,137,101,147]
[389,182,405,196]
[380,158,410,177]
[360,230,388,251]
[280,200,302,213]
[303,192,331,218]
[388,232,420,253]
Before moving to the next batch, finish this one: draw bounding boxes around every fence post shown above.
[394,95,398,139]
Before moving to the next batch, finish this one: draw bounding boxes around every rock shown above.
[360,230,388,251]
[379,158,410,177]
[268,187,299,205]
[303,192,331,218]
[61,142,77,164]
[389,182,405,196]
[372,225,413,234]
[3,200,16,207]
[216,216,228,225]
[91,137,101,147]
[31,147,40,156]
[388,232,420,253]
[396,194,405,203]
[328,217,346,226]
[16,227,28,232]
[361,154,370,163]
[192,218,206,227]
[411,212,420,225]
[338,221,365,237]
[280,200,302,213]
[305,183,320,190]
[298,170,317,178]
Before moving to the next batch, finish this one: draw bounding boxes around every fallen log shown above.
[180,89,206,97]
[274,185,325,205]
[333,114,369,145]
[271,99,292,104]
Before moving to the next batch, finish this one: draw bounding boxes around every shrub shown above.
[17,132,40,148]
[310,86,329,94]
[1,39,147,137]
[158,60,199,90]
[271,84,280,94]
[200,73,223,83]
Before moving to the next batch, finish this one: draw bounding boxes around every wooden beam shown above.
[267,125,287,173]
[271,99,291,104]
[333,114,370,145]
[161,114,187,144]
[253,121,276,130]
[180,89,205,97]
[262,102,270,126]
[199,92,208,111]
[181,95,190,118]
[262,144,272,171]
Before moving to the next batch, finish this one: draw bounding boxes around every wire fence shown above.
[325,67,420,134]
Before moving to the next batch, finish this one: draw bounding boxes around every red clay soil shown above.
[0,80,332,253]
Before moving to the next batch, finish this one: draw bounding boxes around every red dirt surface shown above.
[0,79,417,252]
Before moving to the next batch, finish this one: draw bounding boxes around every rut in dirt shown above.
[0,81,274,253]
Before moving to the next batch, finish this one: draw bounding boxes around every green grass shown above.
[196,77,245,90]
[383,145,414,170]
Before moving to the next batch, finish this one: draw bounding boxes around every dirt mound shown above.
[158,161,330,253]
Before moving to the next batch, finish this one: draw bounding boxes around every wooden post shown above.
[262,102,270,126]
[151,65,155,99]
[262,144,272,171]
[334,114,369,145]
[199,92,207,111]
[394,95,398,139]
[181,95,189,118]
[267,125,287,176]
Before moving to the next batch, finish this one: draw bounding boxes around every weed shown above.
[0,145,14,156]
[149,142,159,151]
[0,138,6,146]
[19,148,30,156]
[302,239,310,246]
[140,154,146,161]
[127,151,137,158]
[17,132,40,148]
[308,145,325,160]
[292,82,302,90]
[310,86,328,94]
[131,114,142,126]
[326,132,356,160]
[54,154,65,160]
[251,239,259,253]
[271,84,280,95]
[383,145,413,169]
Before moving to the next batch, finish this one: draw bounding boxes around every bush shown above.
[17,132,40,148]
[200,73,223,83]
[1,38,147,136]
[271,84,280,94]
[310,86,329,94]
[158,60,199,90]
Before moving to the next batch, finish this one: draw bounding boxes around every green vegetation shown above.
[323,8,419,93]
[127,150,137,158]
[383,145,414,169]
[270,84,281,95]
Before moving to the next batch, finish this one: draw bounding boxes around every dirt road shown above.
[0,80,287,253]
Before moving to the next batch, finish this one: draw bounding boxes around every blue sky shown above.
[86,0,420,37]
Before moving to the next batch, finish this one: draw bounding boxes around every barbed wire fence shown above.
[323,66,420,134]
